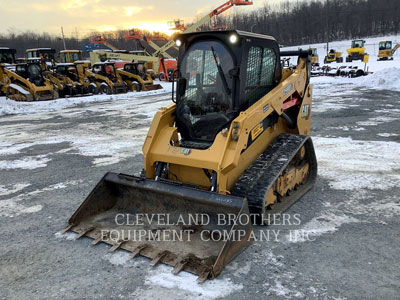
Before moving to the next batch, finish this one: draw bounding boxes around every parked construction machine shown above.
[324,49,343,64]
[90,62,127,94]
[346,40,368,62]
[47,63,91,97]
[26,48,56,62]
[115,62,162,91]
[1,61,57,101]
[63,30,317,282]
[377,41,400,61]
[0,47,16,64]
[59,50,83,63]
[0,48,16,95]
[310,48,319,66]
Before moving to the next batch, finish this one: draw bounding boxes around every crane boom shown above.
[153,0,253,57]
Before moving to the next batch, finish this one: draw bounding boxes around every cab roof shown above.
[175,30,276,42]
[60,50,81,53]
[26,48,56,52]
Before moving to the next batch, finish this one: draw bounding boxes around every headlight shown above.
[176,39,182,47]
[229,34,238,44]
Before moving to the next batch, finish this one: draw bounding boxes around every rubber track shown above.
[232,134,317,217]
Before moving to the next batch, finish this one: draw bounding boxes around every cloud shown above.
[125,6,143,17]
[0,0,260,35]
[31,3,52,12]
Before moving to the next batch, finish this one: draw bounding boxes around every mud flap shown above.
[63,172,253,281]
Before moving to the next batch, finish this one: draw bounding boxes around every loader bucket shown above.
[63,172,253,282]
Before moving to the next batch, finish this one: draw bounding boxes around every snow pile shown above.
[311,67,400,92]
[356,67,400,91]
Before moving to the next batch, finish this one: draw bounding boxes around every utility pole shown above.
[61,26,67,50]
[326,0,329,55]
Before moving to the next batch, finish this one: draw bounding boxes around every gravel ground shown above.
[0,82,399,300]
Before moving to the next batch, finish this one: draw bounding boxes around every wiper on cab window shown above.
[211,46,231,95]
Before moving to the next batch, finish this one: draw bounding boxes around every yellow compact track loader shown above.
[116,62,162,91]
[378,41,400,61]
[63,31,317,282]
[1,61,58,101]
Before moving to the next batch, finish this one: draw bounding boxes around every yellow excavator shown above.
[377,41,400,61]
[63,31,317,282]
[116,62,162,91]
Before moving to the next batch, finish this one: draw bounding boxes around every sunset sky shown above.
[0,0,292,36]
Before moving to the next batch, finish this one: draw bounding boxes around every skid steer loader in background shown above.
[0,48,17,95]
[1,61,58,101]
[116,62,162,91]
[63,30,317,282]
[90,62,128,94]
[48,63,91,97]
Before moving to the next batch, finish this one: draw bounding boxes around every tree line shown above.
[211,0,400,46]
[0,0,399,57]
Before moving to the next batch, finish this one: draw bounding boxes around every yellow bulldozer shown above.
[324,49,343,64]
[377,41,400,61]
[116,62,162,91]
[1,52,58,101]
[346,39,368,62]
[63,31,317,282]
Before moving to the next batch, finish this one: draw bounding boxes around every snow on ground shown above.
[143,265,243,300]
[0,155,50,170]
[314,137,400,191]
[0,81,172,117]
[0,180,81,217]
[0,183,30,197]
[0,92,171,168]
[289,189,400,243]
[281,34,400,73]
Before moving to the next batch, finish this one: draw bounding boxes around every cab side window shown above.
[245,46,276,106]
